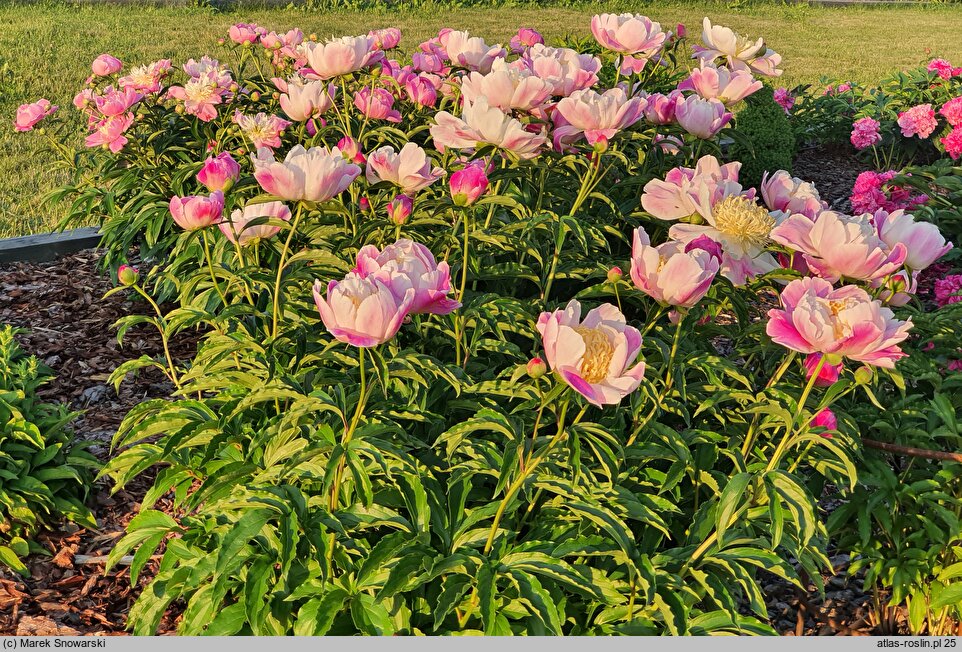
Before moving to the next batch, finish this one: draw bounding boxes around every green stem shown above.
[740,352,797,460]
[134,286,181,391]
[201,230,229,308]
[271,202,305,338]
[329,346,368,511]
[764,356,826,473]
[625,316,684,448]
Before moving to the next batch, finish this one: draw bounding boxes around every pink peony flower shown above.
[167,75,227,122]
[387,194,412,225]
[553,87,646,147]
[590,13,668,58]
[219,201,291,246]
[677,62,762,104]
[94,85,141,117]
[874,209,952,270]
[850,170,928,215]
[773,87,794,113]
[694,18,782,77]
[354,239,460,315]
[518,44,601,97]
[460,58,553,113]
[536,300,646,407]
[629,226,719,309]
[279,77,334,122]
[439,30,505,73]
[927,58,956,80]
[14,99,57,132]
[510,27,544,54]
[760,170,827,219]
[353,87,401,123]
[303,35,379,80]
[766,276,912,368]
[449,162,489,206]
[369,27,402,50]
[643,90,680,125]
[941,127,962,160]
[92,54,122,76]
[169,191,225,231]
[229,23,265,44]
[935,275,962,307]
[940,97,962,127]
[804,353,841,387]
[119,59,172,94]
[336,136,366,164]
[233,111,290,150]
[404,75,438,108]
[366,142,445,194]
[674,96,732,139]
[430,96,547,160]
[84,113,134,153]
[851,117,882,150]
[641,154,744,220]
[897,104,938,139]
[197,152,241,192]
[252,145,361,202]
[313,274,414,347]
[412,50,447,75]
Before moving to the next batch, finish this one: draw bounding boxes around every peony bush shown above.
[14,13,962,635]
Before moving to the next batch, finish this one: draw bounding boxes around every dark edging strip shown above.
[0,227,102,265]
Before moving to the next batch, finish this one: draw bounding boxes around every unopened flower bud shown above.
[358,197,371,212]
[854,366,874,385]
[388,194,413,225]
[117,264,139,286]
[217,38,226,45]
[607,266,623,283]
[527,357,547,379]
[250,91,261,102]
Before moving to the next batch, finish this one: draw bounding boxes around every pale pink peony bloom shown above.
[94,85,142,117]
[641,155,744,220]
[369,27,402,50]
[313,274,414,347]
[366,142,445,194]
[439,30,505,73]
[449,161,489,206]
[119,59,172,94]
[279,77,334,121]
[536,300,646,407]
[220,201,291,246]
[677,62,762,104]
[252,145,361,202]
[14,99,57,132]
[760,170,827,219]
[643,90,680,125]
[404,75,438,108]
[303,35,378,80]
[167,74,227,122]
[412,50,447,75]
[92,54,122,77]
[353,87,401,123]
[387,194,412,225]
[169,191,225,231]
[233,111,290,150]
[354,239,459,315]
[553,87,646,147]
[430,96,547,160]
[874,209,952,270]
[674,95,732,139]
[694,18,782,77]
[84,113,134,153]
[590,13,668,58]
[766,276,912,368]
[510,27,544,54]
[197,152,241,192]
[518,44,602,97]
[804,353,841,387]
[460,58,553,113]
[850,117,882,150]
[630,226,719,309]
[897,104,938,139]
[771,211,907,282]
[229,23,265,44]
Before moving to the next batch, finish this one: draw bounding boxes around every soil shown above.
[792,144,870,213]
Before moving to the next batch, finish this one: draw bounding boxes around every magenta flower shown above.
[404,75,438,108]
[629,226,719,309]
[85,113,134,153]
[590,13,668,58]
[766,277,912,369]
[95,85,142,117]
[92,54,122,76]
[940,97,962,128]
[366,143,445,194]
[279,77,334,122]
[897,104,938,139]
[804,353,841,387]
[354,239,460,315]
[387,194,413,225]
[460,59,553,113]
[219,201,291,246]
[449,162,489,206]
[229,23,265,44]
[942,128,962,159]
[674,96,731,139]
[369,27,402,50]
[169,191,225,231]
[771,211,907,282]
[760,170,827,219]
[928,58,957,80]
[677,63,762,104]
[252,145,361,202]
[303,35,379,80]
[553,87,646,147]
[353,87,401,123]
[233,111,290,150]
[14,99,57,132]
[773,87,794,113]
[313,274,414,348]
[536,300,646,407]
[431,96,547,160]
[510,27,544,54]
[874,209,952,271]
[850,117,881,150]
[337,136,366,164]
[812,408,837,435]
[934,275,962,307]
[197,152,241,192]
[643,91,680,125]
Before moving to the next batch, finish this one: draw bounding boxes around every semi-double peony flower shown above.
[365,142,445,194]
[313,274,414,348]
[369,27,402,50]
[439,30,505,73]
[233,111,291,150]
[303,35,378,80]
[167,74,227,122]
[874,209,952,271]
[279,77,335,122]
[677,62,762,104]
[643,90,680,125]
[553,87,646,147]
[85,113,134,153]
[674,96,732,139]
[510,27,544,54]
[773,87,794,113]
[404,75,438,108]
[641,155,744,221]
[119,59,172,94]
[766,277,912,369]
[94,86,142,117]
[353,87,402,123]
[629,227,719,309]
[771,211,907,282]
[694,18,782,77]
[252,145,361,202]
[590,13,668,59]
[14,99,57,132]
[229,23,265,44]
[169,191,224,231]
[431,96,547,160]
[897,104,938,139]
[92,54,122,76]
[354,239,460,315]
[197,152,241,192]
[760,170,827,219]
[219,201,291,246]
[519,44,601,97]
[460,58,553,113]
[536,300,646,406]
[449,162,489,206]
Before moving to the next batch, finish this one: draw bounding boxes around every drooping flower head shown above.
[14,99,57,132]
[874,209,952,271]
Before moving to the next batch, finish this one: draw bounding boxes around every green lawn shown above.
[4,1,962,236]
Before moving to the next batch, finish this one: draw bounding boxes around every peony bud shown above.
[607,266,623,283]
[812,408,837,437]
[527,357,547,379]
[359,197,371,212]
[117,264,139,286]
[449,162,489,207]
[250,91,261,102]
[387,194,413,225]
[854,366,874,385]
[337,135,366,164]
[197,152,241,193]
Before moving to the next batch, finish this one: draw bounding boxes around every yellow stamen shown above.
[573,326,614,383]
[711,195,774,251]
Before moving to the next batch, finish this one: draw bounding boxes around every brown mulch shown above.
[792,144,870,214]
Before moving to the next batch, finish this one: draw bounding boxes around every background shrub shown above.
[729,85,795,189]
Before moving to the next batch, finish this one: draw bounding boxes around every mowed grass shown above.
[4,1,962,236]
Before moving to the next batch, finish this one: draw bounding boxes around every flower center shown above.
[711,196,774,250]
[185,79,217,103]
[573,326,614,383]
[820,296,860,339]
